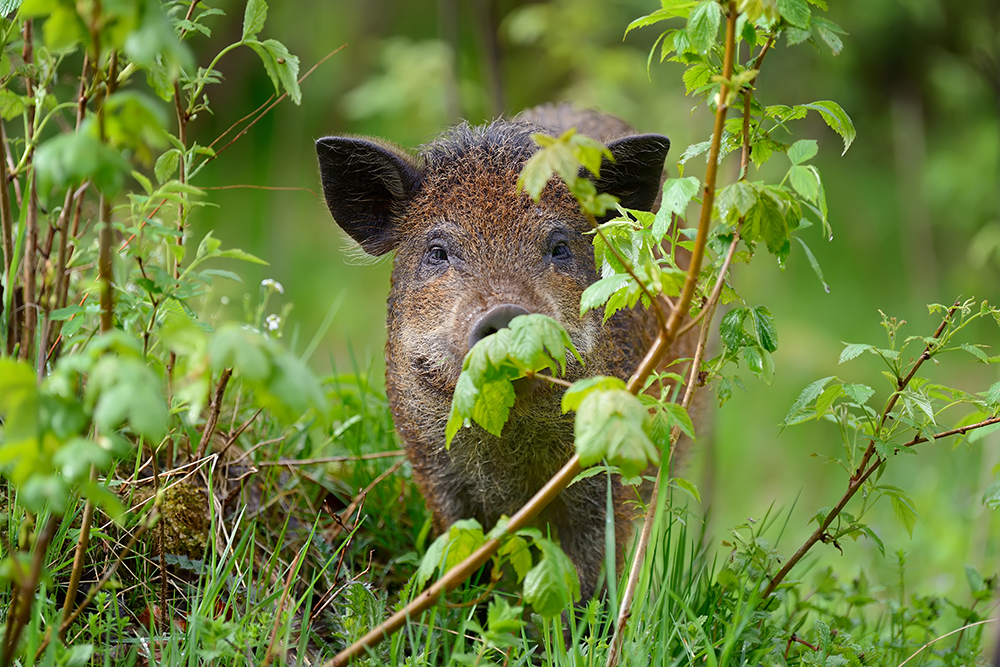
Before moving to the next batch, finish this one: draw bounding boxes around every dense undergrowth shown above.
[0,0,998,666]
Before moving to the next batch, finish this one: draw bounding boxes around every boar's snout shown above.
[468,304,530,349]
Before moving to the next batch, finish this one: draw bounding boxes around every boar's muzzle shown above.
[467,303,530,349]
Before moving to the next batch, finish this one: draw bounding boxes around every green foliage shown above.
[445,314,581,444]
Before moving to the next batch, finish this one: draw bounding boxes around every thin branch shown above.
[59,466,97,640]
[762,299,963,598]
[194,367,232,460]
[328,459,405,542]
[260,551,301,667]
[1,515,58,667]
[897,618,996,667]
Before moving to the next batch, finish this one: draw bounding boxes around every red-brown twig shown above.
[761,299,962,599]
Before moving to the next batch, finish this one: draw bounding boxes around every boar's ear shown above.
[595,134,671,214]
[315,136,423,256]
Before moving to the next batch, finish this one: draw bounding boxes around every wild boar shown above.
[316,104,692,599]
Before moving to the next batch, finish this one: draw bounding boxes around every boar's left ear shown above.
[315,136,424,256]
[594,134,671,214]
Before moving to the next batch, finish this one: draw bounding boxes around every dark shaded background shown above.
[185,0,999,607]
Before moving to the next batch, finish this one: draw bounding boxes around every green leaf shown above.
[687,0,722,55]
[662,402,696,440]
[242,0,267,40]
[652,177,700,240]
[776,0,810,28]
[750,305,778,352]
[49,305,84,320]
[861,526,885,557]
[86,356,168,440]
[561,376,627,413]
[155,149,180,183]
[580,274,630,318]
[980,381,1000,406]
[787,139,818,165]
[42,7,85,51]
[575,389,659,477]
[799,101,857,154]
[35,128,130,196]
[782,376,835,426]
[0,359,39,441]
[416,519,486,588]
[982,479,1000,510]
[446,315,580,445]
[125,0,194,70]
[672,477,701,503]
[523,538,580,618]
[888,490,918,537]
[839,343,872,364]
[795,237,830,292]
[720,307,749,350]
[625,3,698,36]
[717,180,757,219]
[498,534,533,583]
[813,17,845,56]
[961,343,989,363]
[842,383,874,405]
[246,39,302,105]
[788,165,820,202]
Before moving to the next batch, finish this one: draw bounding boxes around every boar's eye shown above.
[551,242,571,261]
[425,245,449,266]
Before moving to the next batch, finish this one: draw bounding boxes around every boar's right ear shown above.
[595,134,671,215]
[315,136,423,256]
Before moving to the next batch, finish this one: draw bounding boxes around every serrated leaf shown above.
[787,139,818,165]
[575,389,658,477]
[246,39,302,105]
[980,381,1000,406]
[777,0,810,28]
[799,101,856,154]
[813,17,845,55]
[561,376,627,413]
[718,180,757,219]
[750,305,778,352]
[861,526,885,557]
[242,0,267,40]
[154,150,180,183]
[662,402,696,440]
[839,343,872,364]
[782,376,835,426]
[523,538,580,618]
[961,343,989,363]
[982,480,1000,510]
[720,307,749,350]
[498,534,533,583]
[842,383,874,405]
[889,492,918,537]
[652,177,700,240]
[672,477,701,503]
[687,0,722,55]
[788,165,820,202]
[625,3,698,36]
[580,274,631,317]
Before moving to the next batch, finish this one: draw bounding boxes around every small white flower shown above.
[261,278,284,294]
[220,295,230,305]
[265,314,281,331]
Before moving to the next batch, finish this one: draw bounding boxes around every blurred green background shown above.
[184,0,1000,603]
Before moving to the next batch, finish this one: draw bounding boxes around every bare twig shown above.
[194,367,232,460]
[328,459,406,542]
[59,466,97,641]
[1,516,58,666]
[897,619,996,667]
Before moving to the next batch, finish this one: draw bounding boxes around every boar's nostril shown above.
[468,304,531,349]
